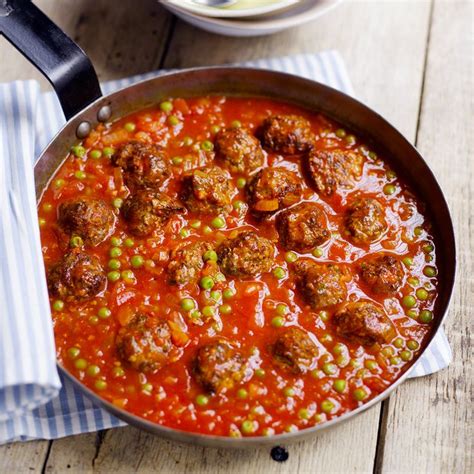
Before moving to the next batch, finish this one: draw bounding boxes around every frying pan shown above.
[0,0,456,448]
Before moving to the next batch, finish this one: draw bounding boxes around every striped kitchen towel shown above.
[0,51,452,443]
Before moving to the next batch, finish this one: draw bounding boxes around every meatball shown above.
[260,114,314,154]
[294,260,349,310]
[215,127,264,174]
[58,197,116,246]
[167,241,213,285]
[272,327,318,374]
[47,249,106,302]
[122,190,184,237]
[359,254,404,295]
[116,313,180,373]
[111,141,171,190]
[306,149,363,196]
[246,167,302,217]
[193,339,248,393]
[181,166,234,215]
[276,202,330,252]
[217,231,274,277]
[333,301,396,346]
[345,198,386,245]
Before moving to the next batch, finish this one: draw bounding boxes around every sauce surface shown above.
[38,96,438,437]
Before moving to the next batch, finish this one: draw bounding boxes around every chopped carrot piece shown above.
[253,199,279,211]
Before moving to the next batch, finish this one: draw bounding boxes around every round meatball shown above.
[246,167,302,217]
[276,202,330,252]
[359,254,404,295]
[333,301,396,346]
[122,190,184,237]
[47,249,106,302]
[116,313,181,373]
[260,114,314,154]
[345,198,386,245]
[294,260,349,310]
[272,327,318,374]
[193,339,248,393]
[111,141,171,190]
[217,231,274,277]
[306,149,363,196]
[181,166,234,215]
[167,241,214,286]
[215,127,264,174]
[58,197,116,246]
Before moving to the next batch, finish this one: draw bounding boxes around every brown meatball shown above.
[181,166,234,215]
[294,260,349,310]
[345,198,386,245]
[111,141,171,190]
[217,231,274,277]
[276,202,330,252]
[116,313,181,373]
[333,301,396,346]
[122,190,184,237]
[215,127,264,174]
[47,249,106,302]
[193,339,248,393]
[246,167,302,217]
[359,254,404,295]
[272,327,318,374]
[260,114,314,154]
[167,241,213,285]
[306,149,363,196]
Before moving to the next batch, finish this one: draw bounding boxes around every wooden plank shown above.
[0,440,50,473]
[94,2,431,472]
[375,1,473,473]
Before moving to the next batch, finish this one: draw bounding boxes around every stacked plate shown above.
[160,0,342,37]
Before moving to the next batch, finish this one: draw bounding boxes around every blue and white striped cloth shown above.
[0,51,452,443]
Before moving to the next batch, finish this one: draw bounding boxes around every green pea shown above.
[423,244,434,253]
[407,340,419,350]
[241,420,256,434]
[419,310,433,323]
[400,350,412,361]
[74,358,87,370]
[124,238,134,248]
[124,122,136,132]
[345,134,356,145]
[223,288,235,299]
[402,257,413,267]
[233,200,246,211]
[332,342,346,355]
[402,295,417,309]
[368,151,377,159]
[107,271,121,282]
[333,379,346,393]
[98,307,111,319]
[183,136,193,146]
[255,368,265,378]
[172,156,183,166]
[390,356,401,366]
[321,399,335,413]
[110,236,122,247]
[210,125,221,134]
[231,120,242,129]
[160,101,173,113]
[273,267,286,279]
[67,347,80,359]
[209,290,221,302]
[195,394,209,406]
[103,147,114,157]
[53,178,65,189]
[190,220,201,229]
[112,197,123,209]
[365,359,378,371]
[75,170,87,180]
[200,276,214,290]
[382,346,395,357]
[276,303,289,316]
[414,226,423,236]
[383,184,396,195]
[130,255,144,268]
[108,259,121,270]
[87,365,100,377]
[179,228,190,238]
[408,277,420,287]
[423,266,437,277]
[202,306,215,318]
[203,250,218,262]
[386,170,397,180]
[53,300,64,311]
[283,387,295,397]
[168,115,180,126]
[142,383,153,393]
[179,298,195,312]
[219,304,232,315]
[407,309,418,319]
[298,408,310,420]
[109,247,122,258]
[237,388,248,399]
[271,316,285,328]
[393,337,404,349]
[70,235,84,248]
[285,251,298,263]
[215,272,226,282]
[90,149,102,159]
[71,145,86,158]
[211,216,226,229]
[201,140,214,152]
[312,248,323,258]
[202,225,213,235]
[112,366,125,378]
[236,177,246,189]
[353,388,367,401]
[94,380,107,391]
[416,288,429,300]
[190,310,202,319]
[322,362,337,376]
[335,128,346,138]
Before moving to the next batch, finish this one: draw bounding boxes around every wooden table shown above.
[0,0,471,472]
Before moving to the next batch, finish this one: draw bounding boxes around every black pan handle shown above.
[0,0,102,120]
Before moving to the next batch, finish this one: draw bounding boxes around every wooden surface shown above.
[0,0,471,472]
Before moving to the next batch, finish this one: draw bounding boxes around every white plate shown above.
[164,0,299,19]
[161,0,342,37]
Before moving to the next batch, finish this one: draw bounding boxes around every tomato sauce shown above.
[38,96,438,437]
